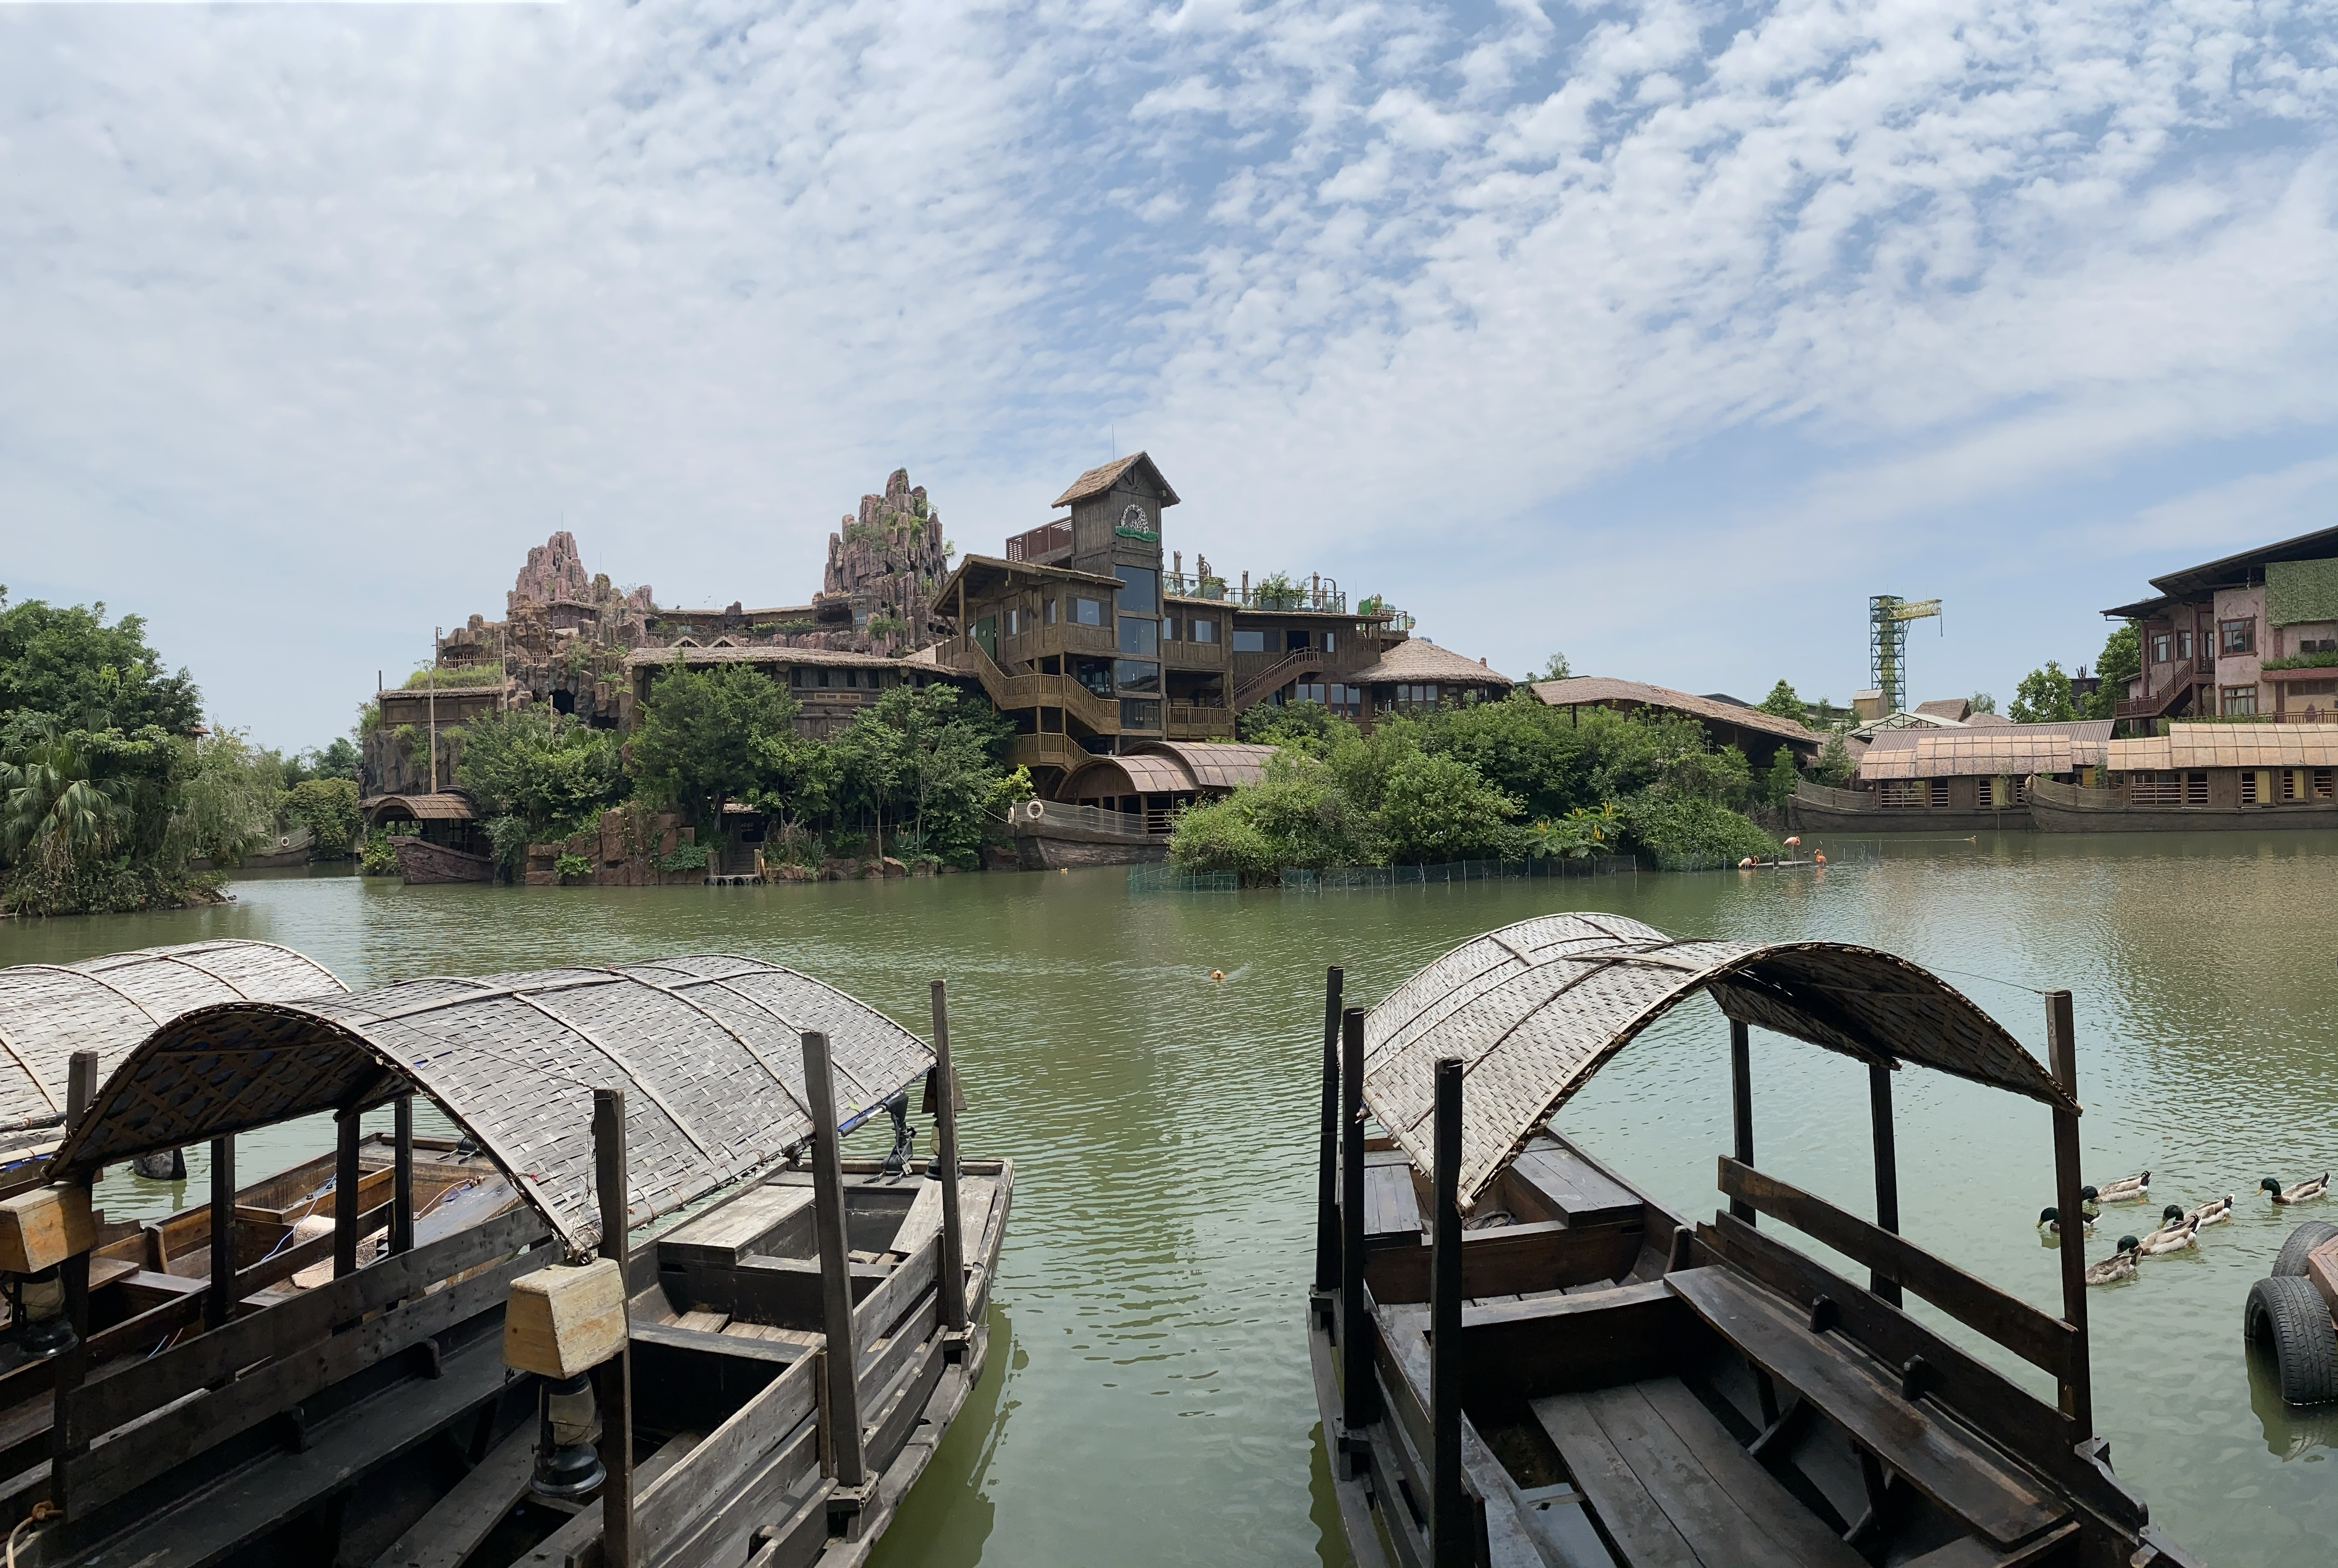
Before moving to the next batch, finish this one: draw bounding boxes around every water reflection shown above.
[2248,1341,2338,1461]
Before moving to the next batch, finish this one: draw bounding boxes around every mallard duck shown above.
[2136,1217,2199,1256]
[2091,1171,2150,1204]
[2074,1186,2104,1218]
[2084,1238,2142,1285]
[2168,1196,2234,1229]
[2261,1174,2330,1205]
[2038,1205,2093,1238]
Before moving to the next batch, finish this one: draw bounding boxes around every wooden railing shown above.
[1716,1158,2077,1380]
[1167,705,1235,738]
[2116,674,2194,722]
[58,1205,555,1515]
[1231,649,1317,709]
[1004,732,1092,773]
[1013,799,1156,839]
[954,641,1121,734]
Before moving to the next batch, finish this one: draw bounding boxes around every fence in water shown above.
[1129,856,1641,893]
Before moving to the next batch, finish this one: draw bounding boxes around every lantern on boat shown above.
[531,1371,607,1499]
[12,1266,77,1359]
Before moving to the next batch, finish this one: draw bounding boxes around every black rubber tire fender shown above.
[2245,1276,2338,1405]
[2273,1220,2338,1278]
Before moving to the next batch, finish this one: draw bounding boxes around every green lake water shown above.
[4,831,2336,1566]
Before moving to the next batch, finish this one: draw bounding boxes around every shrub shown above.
[1376,751,1520,862]
[285,777,362,858]
[358,829,401,875]
[1618,793,1780,869]
[554,851,593,883]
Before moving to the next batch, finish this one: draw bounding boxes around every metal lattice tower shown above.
[1868,596,1942,715]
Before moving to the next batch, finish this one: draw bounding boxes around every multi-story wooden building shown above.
[930,453,1509,794]
[2107,523,2338,727]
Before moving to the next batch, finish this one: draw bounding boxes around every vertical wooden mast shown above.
[929,981,968,1338]
[1315,966,1343,1297]
[1339,1006,1377,1437]
[801,1030,869,1504]
[206,1135,236,1332]
[594,1087,636,1568]
[1429,1056,1467,1567]
[2045,991,2093,1437]
[1868,1064,1902,1307]
[1728,1019,1755,1225]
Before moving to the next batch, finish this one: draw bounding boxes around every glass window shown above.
[1045,597,1059,625]
[1324,630,1336,652]
[1116,566,1158,616]
[2150,633,2171,663]
[1286,629,1312,651]
[1072,597,1105,626]
[1162,615,1178,642]
[2220,619,2254,654]
[1191,618,1217,644]
[1119,617,1158,656]
[2178,630,2194,659]
[2221,684,2258,715]
[1074,658,1114,696]
[1119,698,1162,731]
[1115,660,1161,695]
[1005,608,1023,636]
[790,668,803,686]
[1232,628,1266,653]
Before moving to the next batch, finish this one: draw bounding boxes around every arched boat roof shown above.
[0,940,346,1130]
[1363,913,2072,1206]
[51,955,934,1252]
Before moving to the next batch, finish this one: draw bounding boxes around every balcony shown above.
[1167,705,1236,740]
[1004,522,1072,564]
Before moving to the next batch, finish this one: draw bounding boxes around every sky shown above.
[6,0,2338,749]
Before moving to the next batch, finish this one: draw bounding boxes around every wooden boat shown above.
[2,956,1003,1568]
[393,835,499,883]
[1307,913,2201,1568]
[2026,775,2338,832]
[1790,780,2028,834]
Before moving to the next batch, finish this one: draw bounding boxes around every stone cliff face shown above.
[820,468,951,656]
[507,531,654,617]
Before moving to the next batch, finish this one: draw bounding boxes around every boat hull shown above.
[1790,798,2032,833]
[2027,779,2338,832]
[393,837,497,883]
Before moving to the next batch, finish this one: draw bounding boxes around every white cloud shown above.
[5,0,2338,739]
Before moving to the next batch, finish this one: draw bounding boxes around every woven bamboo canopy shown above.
[52,956,934,1252]
[0,941,345,1135]
[1364,913,2072,1206]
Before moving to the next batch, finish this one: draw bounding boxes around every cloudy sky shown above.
[6,0,2338,747]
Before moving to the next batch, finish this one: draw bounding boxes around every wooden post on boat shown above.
[801,1029,869,1527]
[334,1107,362,1278]
[929,981,968,1339]
[1728,1020,1755,1225]
[1315,966,1343,1299]
[391,1094,416,1255]
[53,1050,101,1504]
[1429,1056,1466,1567]
[2045,990,2093,1438]
[1339,1006,1377,1437]
[205,1134,236,1332]
[594,1088,635,1568]
[1868,1064,1902,1307]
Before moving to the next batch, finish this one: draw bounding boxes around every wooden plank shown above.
[858,1296,940,1418]
[629,1320,799,1367]
[854,1236,937,1361]
[1531,1390,1702,1566]
[657,1184,814,1268]
[1700,1213,2145,1532]
[885,1179,944,1259]
[71,1204,550,1443]
[62,1239,553,1516]
[730,1255,887,1327]
[634,1351,818,1560]
[661,1422,821,1568]
[1364,1162,1420,1245]
[517,1433,703,1568]
[1719,1159,2075,1379]
[1665,1265,2067,1547]
[1514,1148,1644,1229]
[371,1417,540,1568]
[1581,1382,1811,1568]
[1457,1280,1688,1404]
[863,1326,947,1476]
[1634,1378,1867,1568]
[1369,1219,1642,1304]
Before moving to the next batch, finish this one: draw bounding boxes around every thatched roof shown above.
[0,942,344,1137]
[1345,639,1512,688]
[1363,914,2069,1206]
[2109,723,2338,770]
[1059,740,1275,798]
[1050,452,1180,509]
[1859,721,2113,780]
[53,956,935,1252]
[1529,677,1818,750]
[625,646,904,672]
[363,793,477,824]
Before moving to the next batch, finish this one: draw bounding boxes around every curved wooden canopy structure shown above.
[0,940,345,1133]
[53,955,935,1252]
[362,792,477,825]
[1364,913,2072,1206]
[1059,740,1277,801]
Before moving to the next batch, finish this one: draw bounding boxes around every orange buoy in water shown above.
[1211,970,1225,982]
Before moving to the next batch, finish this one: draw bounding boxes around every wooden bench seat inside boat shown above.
[1532,1377,1867,1568]
[1509,1141,1644,1229]
[1363,1149,1422,1248]
[1664,1266,2070,1550]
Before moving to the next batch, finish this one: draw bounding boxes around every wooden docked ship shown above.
[1307,913,2199,1568]
[2026,725,2338,831]
[0,955,1008,1568]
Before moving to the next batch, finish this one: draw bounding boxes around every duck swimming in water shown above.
[2084,1237,2142,1285]
[2091,1171,2150,1204]
[2135,1217,2200,1256]
[2261,1174,2329,1205]
[2038,1205,2093,1238]
[2162,1197,2233,1231]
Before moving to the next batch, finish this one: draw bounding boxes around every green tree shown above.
[1376,752,1520,862]
[826,684,1015,867]
[171,728,285,867]
[2086,624,2139,720]
[1811,729,1855,787]
[458,708,624,854]
[1757,681,1807,725]
[629,664,801,832]
[1762,743,1800,807]
[0,590,202,733]
[1236,699,1352,756]
[1969,692,1998,715]
[2009,662,2077,724]
[1538,652,1573,681]
[286,737,361,785]
[1,719,133,881]
[285,777,362,858]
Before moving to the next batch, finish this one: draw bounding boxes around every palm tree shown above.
[1,718,131,878]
